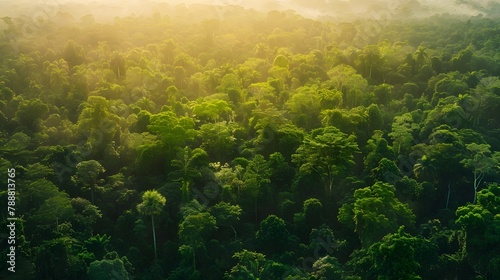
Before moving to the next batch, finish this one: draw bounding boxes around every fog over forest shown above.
[1,0,499,21]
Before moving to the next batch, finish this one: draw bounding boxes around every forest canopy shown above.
[0,1,499,279]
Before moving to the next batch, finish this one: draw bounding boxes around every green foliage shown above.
[73,160,105,204]
[273,55,290,69]
[178,210,217,269]
[192,99,233,123]
[33,237,84,279]
[85,234,111,260]
[364,131,396,173]
[293,126,359,197]
[312,256,343,280]
[31,191,74,226]
[137,190,166,216]
[225,250,267,280]
[88,257,129,280]
[368,227,422,279]
[198,122,238,161]
[170,146,208,180]
[371,158,402,184]
[179,211,217,249]
[14,98,49,128]
[460,143,500,203]
[256,215,290,253]
[147,111,196,150]
[303,198,323,229]
[456,184,500,278]
[389,112,419,154]
[339,182,415,247]
[286,85,321,129]
[210,202,242,228]
[3,4,500,279]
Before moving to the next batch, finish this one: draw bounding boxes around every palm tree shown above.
[413,155,436,182]
[456,93,472,108]
[137,190,166,260]
[414,46,429,68]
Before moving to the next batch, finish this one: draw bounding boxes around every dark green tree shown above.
[339,182,415,247]
[256,215,291,253]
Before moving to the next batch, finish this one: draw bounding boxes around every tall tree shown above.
[169,146,208,202]
[460,143,499,204]
[357,44,384,80]
[293,126,359,197]
[414,45,429,69]
[178,211,217,268]
[243,154,271,222]
[137,190,166,260]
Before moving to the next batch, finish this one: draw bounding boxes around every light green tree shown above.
[191,99,233,123]
[389,113,419,155]
[147,111,196,152]
[225,250,268,280]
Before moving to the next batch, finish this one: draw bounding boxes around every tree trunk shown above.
[152,215,157,260]
[473,171,484,204]
[231,225,237,239]
[326,166,334,197]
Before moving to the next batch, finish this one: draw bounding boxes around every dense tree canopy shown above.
[0,1,499,279]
